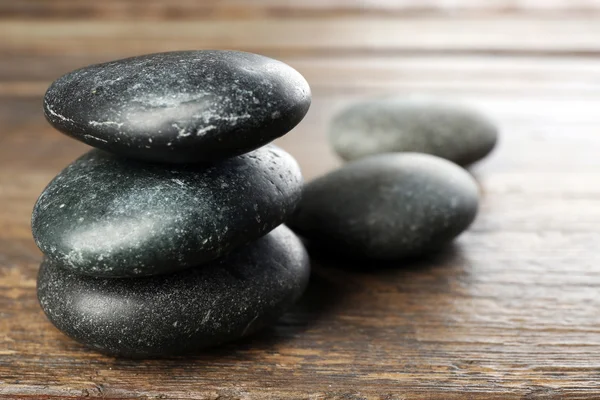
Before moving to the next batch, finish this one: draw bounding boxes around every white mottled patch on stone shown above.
[133,92,212,108]
[68,217,159,256]
[219,113,251,125]
[65,248,85,269]
[195,125,216,136]
[172,123,192,138]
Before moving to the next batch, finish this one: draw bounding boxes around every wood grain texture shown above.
[6,17,600,58]
[3,0,600,19]
[2,1,600,399]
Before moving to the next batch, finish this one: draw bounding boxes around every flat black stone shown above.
[44,50,311,163]
[31,146,302,277]
[288,153,479,261]
[330,98,498,166]
[37,225,310,358]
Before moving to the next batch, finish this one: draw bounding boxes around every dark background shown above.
[2,1,600,399]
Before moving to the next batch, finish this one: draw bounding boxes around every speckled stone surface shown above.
[31,146,302,277]
[44,50,311,163]
[288,153,479,260]
[330,98,498,166]
[37,225,310,358]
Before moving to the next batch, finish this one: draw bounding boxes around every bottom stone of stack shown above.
[36,225,310,358]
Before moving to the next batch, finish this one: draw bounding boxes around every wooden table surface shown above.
[3,1,600,399]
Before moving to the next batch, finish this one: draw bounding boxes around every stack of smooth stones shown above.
[32,50,312,357]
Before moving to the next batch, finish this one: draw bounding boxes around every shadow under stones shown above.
[110,264,355,362]
[221,263,352,348]
[105,243,465,363]
[303,239,466,273]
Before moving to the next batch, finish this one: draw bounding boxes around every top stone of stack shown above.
[43,50,311,164]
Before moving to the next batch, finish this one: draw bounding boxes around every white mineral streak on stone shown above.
[171,178,186,187]
[45,102,75,124]
[201,309,212,324]
[242,314,260,336]
[88,120,125,129]
[92,74,122,88]
[83,134,109,143]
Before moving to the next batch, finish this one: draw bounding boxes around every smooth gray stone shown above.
[330,98,498,166]
[44,50,311,163]
[31,146,302,277]
[288,153,479,260]
[37,225,310,358]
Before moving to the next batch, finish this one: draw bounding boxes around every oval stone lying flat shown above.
[330,98,498,166]
[37,225,310,357]
[32,146,302,277]
[44,50,311,163]
[288,153,479,260]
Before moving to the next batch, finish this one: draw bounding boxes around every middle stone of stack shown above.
[32,50,312,357]
[33,146,303,278]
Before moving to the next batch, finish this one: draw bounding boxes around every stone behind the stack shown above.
[44,50,311,164]
[33,50,312,356]
[330,97,497,166]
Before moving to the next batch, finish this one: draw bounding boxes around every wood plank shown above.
[3,0,600,20]
[3,226,600,398]
[4,18,600,57]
